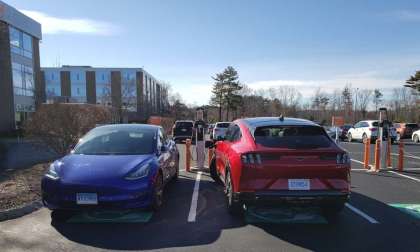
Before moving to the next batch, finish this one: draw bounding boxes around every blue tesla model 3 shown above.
[41,124,179,220]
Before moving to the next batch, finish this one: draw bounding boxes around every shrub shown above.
[24,104,112,156]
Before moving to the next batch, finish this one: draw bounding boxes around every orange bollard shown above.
[386,138,392,168]
[186,139,191,172]
[398,141,404,171]
[208,147,214,169]
[363,138,370,169]
[374,139,381,171]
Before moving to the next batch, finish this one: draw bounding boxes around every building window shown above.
[12,63,34,97]
[9,26,33,59]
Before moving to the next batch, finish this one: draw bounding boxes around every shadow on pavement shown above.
[51,171,420,251]
[257,192,420,252]
[52,175,244,250]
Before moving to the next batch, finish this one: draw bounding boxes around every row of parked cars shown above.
[325,120,420,144]
[171,120,231,143]
[42,116,352,221]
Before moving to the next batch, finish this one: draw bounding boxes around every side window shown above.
[231,125,242,142]
[354,122,361,128]
[362,122,370,128]
[225,124,235,141]
[226,124,241,142]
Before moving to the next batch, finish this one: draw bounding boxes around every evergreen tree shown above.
[210,66,243,121]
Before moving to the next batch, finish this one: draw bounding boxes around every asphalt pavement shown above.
[1,142,420,252]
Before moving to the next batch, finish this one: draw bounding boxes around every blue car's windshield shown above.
[74,127,156,155]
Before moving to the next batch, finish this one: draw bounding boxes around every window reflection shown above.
[9,26,33,59]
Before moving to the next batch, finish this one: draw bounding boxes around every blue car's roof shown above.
[95,124,161,131]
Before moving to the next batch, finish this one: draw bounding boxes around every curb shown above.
[0,200,43,222]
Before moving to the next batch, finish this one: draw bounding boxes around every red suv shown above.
[210,117,351,216]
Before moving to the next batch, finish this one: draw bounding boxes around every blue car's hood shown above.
[57,154,154,184]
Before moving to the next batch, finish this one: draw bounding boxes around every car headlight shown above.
[337,153,350,165]
[45,162,60,180]
[125,163,151,180]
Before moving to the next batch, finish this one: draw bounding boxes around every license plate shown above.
[76,193,98,205]
[288,179,310,190]
[181,128,187,132]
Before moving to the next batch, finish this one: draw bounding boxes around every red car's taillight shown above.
[241,153,262,165]
[369,128,377,132]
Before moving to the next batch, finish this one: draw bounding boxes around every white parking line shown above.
[345,203,379,224]
[187,171,202,222]
[391,153,420,160]
[351,159,365,165]
[388,171,420,183]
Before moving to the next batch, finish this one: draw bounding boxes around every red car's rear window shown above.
[254,126,332,149]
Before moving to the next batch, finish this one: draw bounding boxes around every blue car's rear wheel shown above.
[151,173,164,211]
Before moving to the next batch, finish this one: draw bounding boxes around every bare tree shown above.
[24,104,112,155]
[357,89,372,119]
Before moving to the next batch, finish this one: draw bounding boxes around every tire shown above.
[322,202,345,218]
[414,134,420,143]
[347,133,353,142]
[151,172,164,211]
[362,134,368,143]
[51,210,75,223]
[173,155,180,181]
[225,170,243,215]
[209,158,220,183]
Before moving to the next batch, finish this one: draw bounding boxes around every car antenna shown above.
[279,114,284,121]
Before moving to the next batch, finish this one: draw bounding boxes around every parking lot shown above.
[1,141,420,252]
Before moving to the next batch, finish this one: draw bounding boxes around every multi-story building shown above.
[0,1,42,133]
[41,66,169,122]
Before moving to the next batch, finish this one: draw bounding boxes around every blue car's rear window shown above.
[254,126,332,149]
[74,127,156,155]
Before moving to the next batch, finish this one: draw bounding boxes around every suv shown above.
[347,120,397,143]
[394,123,419,141]
[412,129,420,143]
[210,117,350,216]
[212,122,230,140]
[172,120,194,142]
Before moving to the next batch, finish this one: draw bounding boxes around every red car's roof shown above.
[238,117,319,128]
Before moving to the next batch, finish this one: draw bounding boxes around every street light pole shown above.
[354,88,359,123]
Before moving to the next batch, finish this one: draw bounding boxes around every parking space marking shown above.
[187,171,202,222]
[351,159,365,165]
[345,203,379,224]
[388,171,420,183]
[391,153,420,160]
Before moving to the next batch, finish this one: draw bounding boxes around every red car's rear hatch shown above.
[239,148,350,192]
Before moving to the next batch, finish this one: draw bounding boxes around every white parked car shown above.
[347,120,397,143]
[212,122,230,140]
[412,129,420,143]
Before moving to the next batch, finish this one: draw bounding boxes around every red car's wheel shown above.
[210,158,220,183]
[225,170,242,215]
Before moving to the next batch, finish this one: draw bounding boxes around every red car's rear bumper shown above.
[234,190,349,206]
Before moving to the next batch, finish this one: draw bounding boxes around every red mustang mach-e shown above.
[210,117,351,216]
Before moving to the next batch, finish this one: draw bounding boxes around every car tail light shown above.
[369,128,377,132]
[336,153,350,165]
[241,153,262,165]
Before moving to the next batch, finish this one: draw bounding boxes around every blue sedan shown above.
[41,124,179,220]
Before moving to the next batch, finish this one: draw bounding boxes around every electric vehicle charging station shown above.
[193,108,206,169]
[378,107,389,169]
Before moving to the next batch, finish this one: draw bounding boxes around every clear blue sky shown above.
[7,0,420,105]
